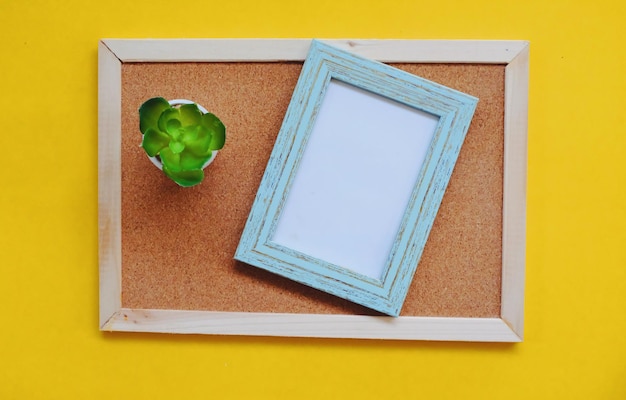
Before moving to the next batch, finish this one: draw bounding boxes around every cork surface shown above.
[121,62,504,317]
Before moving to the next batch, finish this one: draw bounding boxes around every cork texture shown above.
[121,62,504,317]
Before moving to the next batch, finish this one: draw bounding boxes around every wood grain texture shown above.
[99,39,528,341]
[98,41,122,327]
[102,308,521,342]
[501,43,529,339]
[103,39,527,63]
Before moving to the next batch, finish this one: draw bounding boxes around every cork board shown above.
[120,61,504,318]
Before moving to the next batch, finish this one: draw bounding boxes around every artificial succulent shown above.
[139,97,225,187]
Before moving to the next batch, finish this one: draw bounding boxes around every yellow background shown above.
[1,0,625,398]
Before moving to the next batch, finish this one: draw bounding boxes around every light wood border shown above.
[98,39,528,341]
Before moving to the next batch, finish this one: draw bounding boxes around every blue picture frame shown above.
[235,40,478,316]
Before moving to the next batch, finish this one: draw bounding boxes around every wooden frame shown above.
[99,39,528,341]
[235,40,478,316]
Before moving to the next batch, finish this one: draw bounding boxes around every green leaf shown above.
[178,103,202,127]
[183,127,212,157]
[163,165,204,187]
[157,108,183,139]
[141,127,170,157]
[180,124,201,144]
[180,150,212,170]
[166,118,182,134]
[201,113,226,150]
[139,97,169,135]
[168,140,185,154]
[159,148,182,172]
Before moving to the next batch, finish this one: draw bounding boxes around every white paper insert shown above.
[272,80,439,280]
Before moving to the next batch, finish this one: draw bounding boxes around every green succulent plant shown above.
[139,97,226,187]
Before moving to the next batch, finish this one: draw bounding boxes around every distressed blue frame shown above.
[235,40,478,316]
